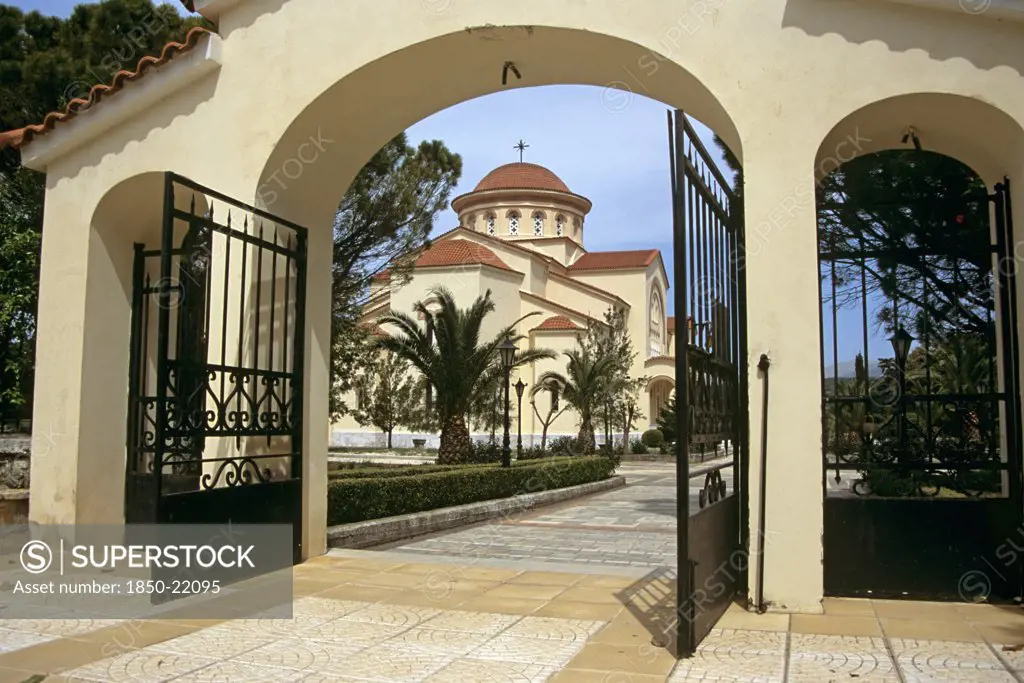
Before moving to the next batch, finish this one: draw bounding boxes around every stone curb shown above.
[327,475,626,549]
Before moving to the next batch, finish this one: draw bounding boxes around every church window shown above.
[486,214,496,235]
[466,213,476,230]
[649,290,664,357]
[533,213,544,236]
[508,212,520,236]
[555,215,565,236]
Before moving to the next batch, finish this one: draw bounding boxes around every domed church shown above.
[330,161,677,448]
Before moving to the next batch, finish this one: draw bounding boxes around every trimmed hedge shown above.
[328,456,583,481]
[327,456,616,525]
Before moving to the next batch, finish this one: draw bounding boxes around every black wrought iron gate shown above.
[668,111,749,656]
[125,173,308,563]
[820,170,1022,600]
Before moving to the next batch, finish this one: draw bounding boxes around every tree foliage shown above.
[373,287,554,463]
[0,1,209,425]
[818,150,991,339]
[329,133,462,419]
[579,307,646,451]
[351,350,420,448]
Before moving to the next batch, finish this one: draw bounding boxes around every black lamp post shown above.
[514,378,526,459]
[890,327,914,455]
[498,338,518,468]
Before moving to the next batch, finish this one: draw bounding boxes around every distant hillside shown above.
[823,358,884,381]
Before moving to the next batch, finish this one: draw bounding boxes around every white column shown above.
[742,132,824,613]
[30,193,135,526]
[300,224,331,559]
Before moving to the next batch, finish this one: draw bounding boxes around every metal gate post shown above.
[669,109,694,658]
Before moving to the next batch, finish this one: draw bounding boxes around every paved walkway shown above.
[3,553,1024,681]
[377,463,731,569]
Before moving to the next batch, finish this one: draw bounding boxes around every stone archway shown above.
[9,0,1024,615]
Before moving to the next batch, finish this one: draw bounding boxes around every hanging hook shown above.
[502,61,521,86]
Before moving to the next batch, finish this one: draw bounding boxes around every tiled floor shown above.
[1,554,1024,681]
[380,463,732,569]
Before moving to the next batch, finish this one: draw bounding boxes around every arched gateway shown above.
[3,0,1024,659]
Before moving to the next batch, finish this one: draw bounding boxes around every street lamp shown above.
[514,378,527,459]
[498,338,518,468]
[889,327,914,455]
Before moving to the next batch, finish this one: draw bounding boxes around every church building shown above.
[330,161,677,448]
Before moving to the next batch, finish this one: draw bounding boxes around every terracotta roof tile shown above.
[0,27,212,151]
[569,249,660,271]
[532,315,582,332]
[667,316,676,334]
[414,240,516,273]
[474,162,571,193]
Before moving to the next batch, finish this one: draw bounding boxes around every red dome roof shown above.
[474,163,571,194]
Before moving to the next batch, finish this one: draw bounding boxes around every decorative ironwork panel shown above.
[126,173,307,540]
[819,168,1021,500]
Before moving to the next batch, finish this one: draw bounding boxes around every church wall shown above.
[523,330,584,444]
[545,275,622,320]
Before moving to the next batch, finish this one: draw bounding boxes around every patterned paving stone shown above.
[340,602,440,628]
[423,657,557,682]
[62,650,217,683]
[787,634,898,682]
[502,616,605,642]
[420,609,523,634]
[890,638,1015,682]
[697,628,788,655]
[385,626,495,656]
[230,636,368,670]
[148,624,274,658]
[330,642,456,681]
[174,659,311,682]
[382,463,709,567]
[469,634,590,668]
[0,627,59,654]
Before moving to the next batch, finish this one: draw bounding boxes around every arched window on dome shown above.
[466,213,476,230]
[572,216,581,236]
[649,289,664,357]
[555,215,565,237]
[532,212,545,236]
[486,213,496,236]
[508,211,520,236]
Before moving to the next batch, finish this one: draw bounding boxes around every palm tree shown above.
[374,287,555,463]
[536,347,617,454]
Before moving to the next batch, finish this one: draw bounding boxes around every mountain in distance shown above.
[823,358,884,380]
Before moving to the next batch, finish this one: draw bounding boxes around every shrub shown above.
[327,457,617,525]
[631,438,648,454]
[548,435,577,456]
[641,429,665,448]
[517,445,548,460]
[466,440,503,464]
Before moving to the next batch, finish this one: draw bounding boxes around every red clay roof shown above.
[0,26,212,151]
[414,240,516,273]
[474,163,571,193]
[569,249,660,271]
[667,316,676,334]
[532,316,582,332]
